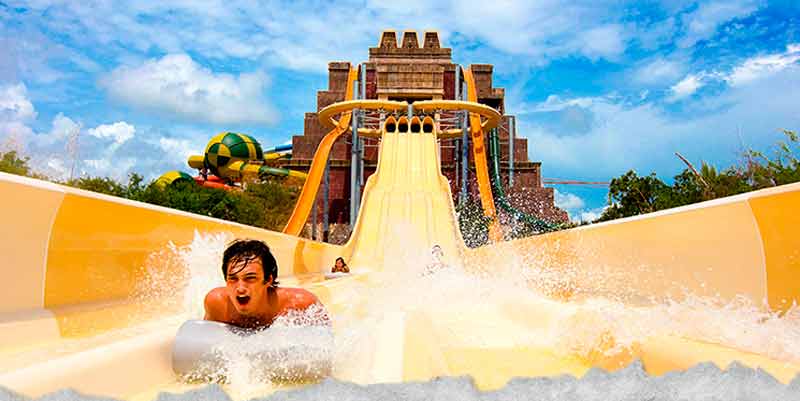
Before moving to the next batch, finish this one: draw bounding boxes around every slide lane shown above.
[0,143,799,398]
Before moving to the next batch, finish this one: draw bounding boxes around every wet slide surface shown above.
[1,118,800,399]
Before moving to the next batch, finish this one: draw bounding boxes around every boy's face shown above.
[225,256,270,315]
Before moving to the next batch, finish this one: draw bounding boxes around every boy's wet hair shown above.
[222,239,279,287]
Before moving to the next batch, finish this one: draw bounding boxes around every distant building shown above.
[279,30,568,228]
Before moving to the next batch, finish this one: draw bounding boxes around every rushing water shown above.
[8,230,799,400]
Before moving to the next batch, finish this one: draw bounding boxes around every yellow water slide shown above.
[1,100,799,399]
[282,66,359,236]
[462,67,503,241]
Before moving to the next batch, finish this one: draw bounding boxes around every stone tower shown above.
[279,31,568,237]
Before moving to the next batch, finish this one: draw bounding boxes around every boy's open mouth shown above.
[236,295,251,305]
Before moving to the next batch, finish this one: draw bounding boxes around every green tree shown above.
[598,129,799,223]
[599,170,671,221]
[66,176,127,197]
[243,180,300,230]
[0,151,32,176]
[743,129,800,188]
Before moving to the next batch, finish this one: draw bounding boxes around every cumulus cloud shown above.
[158,137,200,165]
[576,206,607,223]
[0,83,36,121]
[667,73,705,102]
[49,113,81,141]
[553,188,606,223]
[521,95,605,114]
[677,0,760,48]
[660,44,800,103]
[101,54,276,124]
[522,65,800,184]
[726,43,800,86]
[635,59,684,85]
[0,83,36,151]
[577,24,626,60]
[554,189,585,210]
[11,1,649,72]
[88,121,135,145]
[0,83,191,181]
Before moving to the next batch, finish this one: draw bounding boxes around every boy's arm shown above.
[292,290,331,326]
[204,289,227,322]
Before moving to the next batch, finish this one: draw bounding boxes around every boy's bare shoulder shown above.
[281,287,320,309]
[204,287,229,320]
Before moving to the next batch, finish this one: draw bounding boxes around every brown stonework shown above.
[366,66,377,99]
[280,30,568,235]
[327,62,351,92]
[401,31,419,49]
[443,67,455,100]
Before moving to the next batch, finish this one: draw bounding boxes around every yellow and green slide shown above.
[0,101,799,399]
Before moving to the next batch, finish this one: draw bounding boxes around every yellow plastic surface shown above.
[283,66,359,235]
[318,99,407,130]
[463,67,502,241]
[1,123,800,399]
[345,118,463,269]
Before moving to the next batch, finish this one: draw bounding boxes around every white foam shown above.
[105,230,800,399]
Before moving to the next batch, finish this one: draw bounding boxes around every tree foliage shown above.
[600,129,799,221]
[0,151,299,231]
[0,151,34,177]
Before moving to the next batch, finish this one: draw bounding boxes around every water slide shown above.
[486,128,559,235]
[1,103,800,399]
[282,67,359,235]
[462,68,503,242]
[186,143,307,182]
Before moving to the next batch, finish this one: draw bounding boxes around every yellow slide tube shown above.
[282,66,359,235]
[462,67,503,242]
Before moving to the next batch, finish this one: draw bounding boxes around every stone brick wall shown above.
[279,30,569,233]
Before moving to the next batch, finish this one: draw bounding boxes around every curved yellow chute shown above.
[282,66,360,235]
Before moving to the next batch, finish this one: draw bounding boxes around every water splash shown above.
[129,230,800,399]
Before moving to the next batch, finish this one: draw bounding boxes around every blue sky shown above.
[1,1,799,221]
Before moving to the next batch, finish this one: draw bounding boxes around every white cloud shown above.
[0,83,36,121]
[554,188,585,210]
[158,137,199,165]
[577,206,607,223]
[577,24,626,60]
[726,43,800,86]
[553,189,606,223]
[0,81,193,181]
[635,59,683,85]
[88,121,135,145]
[83,158,111,171]
[13,1,644,73]
[46,158,67,177]
[678,0,760,48]
[521,94,604,114]
[101,54,276,124]
[668,73,704,102]
[0,83,36,151]
[523,65,800,185]
[47,113,81,144]
[32,114,81,179]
